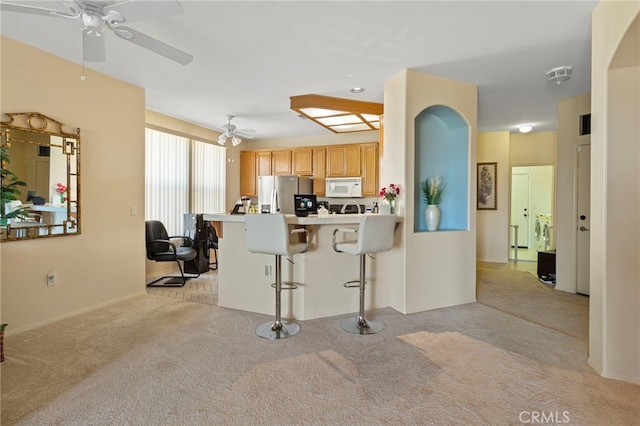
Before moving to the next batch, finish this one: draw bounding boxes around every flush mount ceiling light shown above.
[350,87,365,93]
[290,94,383,134]
[546,66,573,85]
[519,124,533,133]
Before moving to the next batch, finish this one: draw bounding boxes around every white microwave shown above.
[325,177,362,198]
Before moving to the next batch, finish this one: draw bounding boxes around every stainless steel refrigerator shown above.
[258,175,313,214]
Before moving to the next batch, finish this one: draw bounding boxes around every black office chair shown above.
[206,222,219,271]
[145,220,199,287]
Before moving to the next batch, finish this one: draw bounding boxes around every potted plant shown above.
[1,146,28,225]
[420,176,445,231]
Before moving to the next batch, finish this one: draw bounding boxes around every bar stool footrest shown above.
[270,281,298,290]
[343,280,363,288]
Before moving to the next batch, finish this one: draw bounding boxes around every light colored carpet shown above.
[1,266,638,425]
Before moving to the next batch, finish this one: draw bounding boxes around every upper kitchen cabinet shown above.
[360,143,379,196]
[292,148,313,176]
[312,147,326,196]
[240,151,258,196]
[272,150,292,175]
[326,144,361,177]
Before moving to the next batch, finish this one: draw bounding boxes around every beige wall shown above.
[1,37,146,332]
[590,0,640,384]
[383,69,477,314]
[477,132,510,262]
[556,93,591,295]
[510,131,557,166]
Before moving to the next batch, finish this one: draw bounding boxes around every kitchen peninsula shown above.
[204,213,402,321]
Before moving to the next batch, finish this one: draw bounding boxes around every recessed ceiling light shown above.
[350,87,365,93]
[519,125,533,133]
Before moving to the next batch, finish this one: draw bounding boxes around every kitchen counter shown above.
[203,212,397,225]
[204,213,402,321]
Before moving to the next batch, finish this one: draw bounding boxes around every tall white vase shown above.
[425,204,441,231]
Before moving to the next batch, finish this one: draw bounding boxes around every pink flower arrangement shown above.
[379,183,400,202]
[55,183,67,194]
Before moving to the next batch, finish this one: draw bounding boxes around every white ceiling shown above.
[0,0,598,140]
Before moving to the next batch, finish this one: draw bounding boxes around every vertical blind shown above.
[145,129,226,236]
[191,139,226,214]
[145,128,190,236]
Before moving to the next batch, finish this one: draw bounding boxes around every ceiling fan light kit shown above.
[546,66,572,85]
[215,115,255,146]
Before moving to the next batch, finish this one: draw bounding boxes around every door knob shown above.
[579,226,589,231]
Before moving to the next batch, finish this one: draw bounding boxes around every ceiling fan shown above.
[0,0,193,64]
[215,115,255,147]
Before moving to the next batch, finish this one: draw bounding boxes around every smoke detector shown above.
[546,66,572,85]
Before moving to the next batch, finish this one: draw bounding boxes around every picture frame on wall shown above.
[477,162,497,210]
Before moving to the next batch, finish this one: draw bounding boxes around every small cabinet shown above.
[240,151,257,196]
[272,150,291,175]
[326,145,361,177]
[292,148,313,175]
[360,143,378,196]
[312,147,326,196]
[256,151,272,178]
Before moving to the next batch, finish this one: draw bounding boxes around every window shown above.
[145,128,226,236]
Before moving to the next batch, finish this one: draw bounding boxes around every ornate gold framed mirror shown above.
[1,112,81,242]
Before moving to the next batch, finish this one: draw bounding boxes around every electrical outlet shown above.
[264,265,272,278]
[47,271,56,286]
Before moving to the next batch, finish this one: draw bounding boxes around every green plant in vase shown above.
[1,146,28,224]
[421,176,445,231]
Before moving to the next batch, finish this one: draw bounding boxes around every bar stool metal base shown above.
[256,321,300,340]
[340,317,383,335]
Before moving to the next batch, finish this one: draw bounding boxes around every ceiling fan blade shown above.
[111,25,193,65]
[235,131,255,140]
[0,2,65,17]
[104,0,184,24]
[83,30,106,62]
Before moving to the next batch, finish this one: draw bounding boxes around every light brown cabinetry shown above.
[272,150,291,175]
[326,144,361,177]
[240,142,378,198]
[312,147,326,196]
[240,151,257,196]
[292,148,313,175]
[360,143,378,196]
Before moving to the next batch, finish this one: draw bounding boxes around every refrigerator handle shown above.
[270,188,278,213]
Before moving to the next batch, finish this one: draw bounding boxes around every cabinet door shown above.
[292,148,313,175]
[240,151,257,197]
[344,145,361,176]
[326,146,345,177]
[256,151,272,178]
[361,143,379,196]
[312,147,326,196]
[272,150,292,175]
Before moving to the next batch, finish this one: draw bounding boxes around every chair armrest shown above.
[147,238,177,254]
[291,228,310,253]
[332,228,357,252]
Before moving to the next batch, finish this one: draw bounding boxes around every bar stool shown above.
[332,214,396,334]
[245,214,310,339]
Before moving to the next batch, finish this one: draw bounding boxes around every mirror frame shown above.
[1,112,81,242]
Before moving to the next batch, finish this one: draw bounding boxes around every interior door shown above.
[576,144,591,295]
[511,173,530,248]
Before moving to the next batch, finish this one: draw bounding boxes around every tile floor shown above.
[145,269,218,306]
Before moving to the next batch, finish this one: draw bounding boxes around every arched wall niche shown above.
[414,105,469,232]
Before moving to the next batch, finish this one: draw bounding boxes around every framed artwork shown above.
[477,162,497,210]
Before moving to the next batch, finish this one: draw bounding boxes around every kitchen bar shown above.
[204,213,402,321]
